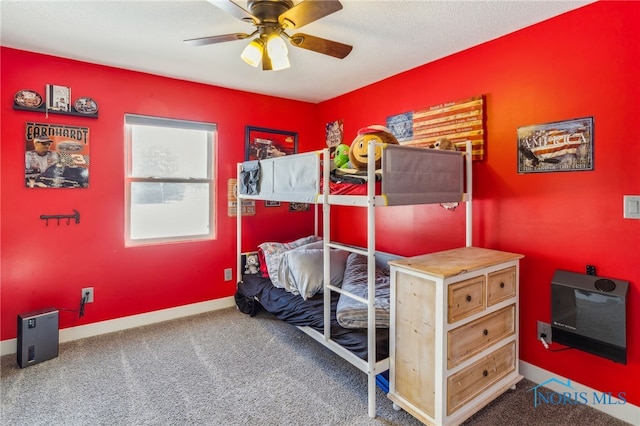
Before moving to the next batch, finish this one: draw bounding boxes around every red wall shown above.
[318,2,639,405]
[2,0,638,408]
[1,48,317,339]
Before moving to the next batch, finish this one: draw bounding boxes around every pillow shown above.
[274,240,324,292]
[258,235,321,287]
[336,253,391,329]
[277,247,350,300]
[343,252,390,283]
[294,240,324,251]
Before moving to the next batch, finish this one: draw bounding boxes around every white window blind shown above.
[125,114,216,245]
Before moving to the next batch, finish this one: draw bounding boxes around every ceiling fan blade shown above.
[279,0,343,29]
[184,33,251,46]
[289,33,352,59]
[207,0,259,25]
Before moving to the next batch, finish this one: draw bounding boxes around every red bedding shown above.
[329,180,381,195]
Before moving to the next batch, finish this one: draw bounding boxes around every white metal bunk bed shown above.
[236,140,473,418]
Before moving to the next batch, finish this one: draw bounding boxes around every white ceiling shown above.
[1,0,593,103]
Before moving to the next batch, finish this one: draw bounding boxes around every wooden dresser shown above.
[387,246,524,426]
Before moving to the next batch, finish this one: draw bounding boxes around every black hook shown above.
[40,210,81,226]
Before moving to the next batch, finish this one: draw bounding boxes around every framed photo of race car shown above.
[245,126,298,161]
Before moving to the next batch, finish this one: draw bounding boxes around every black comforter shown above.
[238,274,389,361]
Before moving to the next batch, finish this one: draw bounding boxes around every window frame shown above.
[124,114,217,246]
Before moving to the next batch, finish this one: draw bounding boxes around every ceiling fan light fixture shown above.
[270,53,290,71]
[191,0,352,70]
[266,33,290,70]
[266,33,287,58]
[240,38,264,67]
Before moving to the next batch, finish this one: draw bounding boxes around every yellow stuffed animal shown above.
[348,125,399,170]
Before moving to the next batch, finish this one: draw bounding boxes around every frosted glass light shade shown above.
[241,39,264,67]
[267,34,290,70]
[270,54,290,71]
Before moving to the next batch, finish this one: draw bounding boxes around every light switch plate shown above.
[623,195,640,219]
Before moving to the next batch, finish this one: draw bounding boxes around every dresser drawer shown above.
[487,267,516,306]
[447,304,515,369]
[447,341,516,415]
[448,276,485,323]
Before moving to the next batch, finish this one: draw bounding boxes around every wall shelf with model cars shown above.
[13,104,99,119]
[14,87,98,119]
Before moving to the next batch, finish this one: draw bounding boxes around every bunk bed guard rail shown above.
[381,144,464,205]
[241,151,321,204]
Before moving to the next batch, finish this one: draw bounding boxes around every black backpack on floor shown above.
[234,281,261,317]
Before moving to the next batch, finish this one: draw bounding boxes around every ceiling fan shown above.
[184,0,352,71]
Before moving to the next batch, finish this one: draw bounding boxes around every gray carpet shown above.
[1,307,631,425]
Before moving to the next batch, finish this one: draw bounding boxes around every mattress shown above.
[238,274,389,361]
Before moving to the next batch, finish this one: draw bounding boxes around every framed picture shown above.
[46,84,71,112]
[25,122,90,188]
[289,202,310,212]
[245,126,297,161]
[325,119,344,149]
[264,200,281,207]
[517,117,593,173]
[387,95,485,160]
[227,178,255,217]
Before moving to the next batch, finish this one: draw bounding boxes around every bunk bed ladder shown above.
[321,142,380,419]
[365,140,378,419]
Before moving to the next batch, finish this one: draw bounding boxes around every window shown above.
[125,114,216,245]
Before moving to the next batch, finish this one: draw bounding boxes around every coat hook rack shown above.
[40,209,80,226]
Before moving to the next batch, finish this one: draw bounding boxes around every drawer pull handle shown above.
[483,370,488,377]
[466,295,472,302]
[500,282,505,288]
[483,329,488,336]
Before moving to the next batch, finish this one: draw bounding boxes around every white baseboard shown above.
[1,297,235,357]
[520,360,639,425]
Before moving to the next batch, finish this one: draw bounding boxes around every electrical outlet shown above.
[224,268,232,281]
[586,264,596,276]
[81,287,94,303]
[537,320,551,344]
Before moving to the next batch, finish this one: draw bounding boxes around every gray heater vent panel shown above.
[17,308,59,368]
